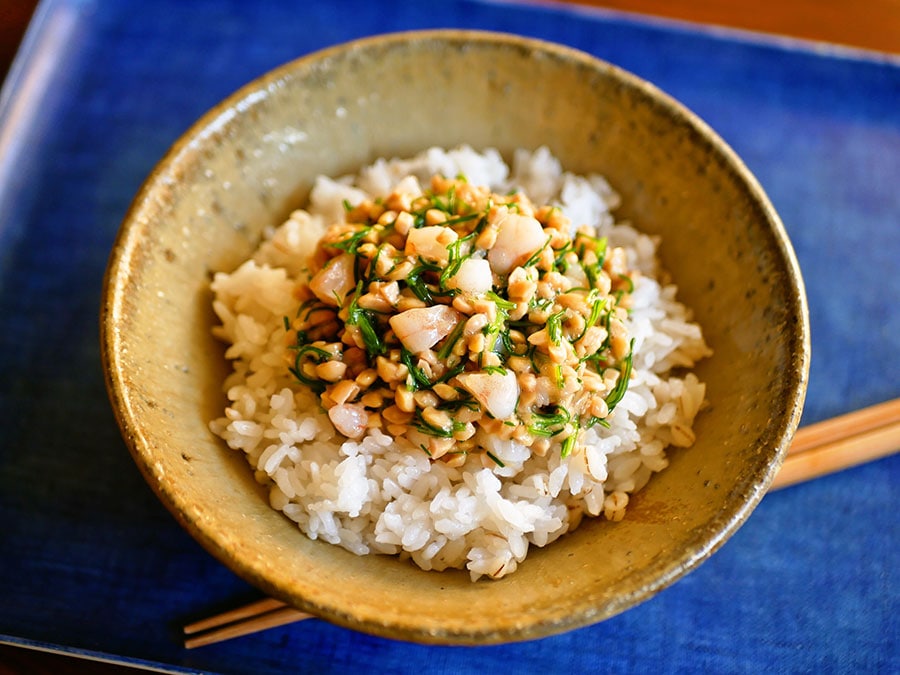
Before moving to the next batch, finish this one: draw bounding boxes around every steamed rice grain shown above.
[209,146,711,581]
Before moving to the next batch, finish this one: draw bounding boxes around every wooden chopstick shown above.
[183,397,900,648]
[183,598,311,649]
[770,397,900,490]
[184,597,288,635]
[785,397,900,455]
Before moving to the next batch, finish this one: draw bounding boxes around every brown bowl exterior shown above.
[101,30,809,644]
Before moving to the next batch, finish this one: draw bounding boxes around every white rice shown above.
[209,146,711,580]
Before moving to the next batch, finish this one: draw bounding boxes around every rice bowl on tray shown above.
[210,145,712,580]
[101,30,808,643]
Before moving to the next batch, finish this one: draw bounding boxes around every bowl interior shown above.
[101,30,808,644]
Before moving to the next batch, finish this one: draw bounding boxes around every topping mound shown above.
[288,174,636,467]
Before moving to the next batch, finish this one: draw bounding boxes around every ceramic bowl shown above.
[101,30,809,644]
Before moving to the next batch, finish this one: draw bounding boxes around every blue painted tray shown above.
[0,1,897,672]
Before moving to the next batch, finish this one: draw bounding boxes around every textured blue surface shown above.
[0,0,897,672]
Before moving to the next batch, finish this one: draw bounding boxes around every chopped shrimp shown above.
[446,258,493,294]
[389,305,461,354]
[308,253,356,306]
[405,225,458,264]
[327,403,369,439]
[456,369,519,419]
[487,211,546,275]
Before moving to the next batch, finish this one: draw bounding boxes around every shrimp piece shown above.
[405,225,459,264]
[604,246,628,277]
[446,258,493,294]
[327,403,369,439]
[308,253,356,306]
[487,211,547,275]
[389,305,462,354]
[456,369,519,419]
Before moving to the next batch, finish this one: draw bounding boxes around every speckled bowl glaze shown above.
[101,30,809,644]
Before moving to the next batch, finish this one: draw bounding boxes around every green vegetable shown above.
[441,212,480,228]
[528,406,570,438]
[581,234,608,290]
[327,225,374,256]
[594,235,608,267]
[499,330,531,357]
[436,318,466,361]
[400,348,432,391]
[430,184,459,214]
[560,428,579,458]
[546,310,566,345]
[553,240,575,272]
[406,258,445,304]
[412,411,466,438]
[604,338,635,411]
[485,290,516,311]
[486,451,506,468]
[436,395,479,413]
[438,231,477,291]
[576,293,611,352]
[586,294,608,330]
[478,291,516,367]
[345,280,385,358]
[522,234,553,268]
[553,363,564,389]
[434,362,466,385]
[287,344,333,393]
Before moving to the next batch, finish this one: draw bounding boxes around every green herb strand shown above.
[346,280,385,358]
[604,338,636,411]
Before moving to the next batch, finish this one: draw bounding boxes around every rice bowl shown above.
[101,30,808,643]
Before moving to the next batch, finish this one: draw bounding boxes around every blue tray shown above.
[1,1,897,672]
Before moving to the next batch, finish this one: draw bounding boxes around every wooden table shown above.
[3,0,900,85]
[571,0,900,54]
[0,0,896,672]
